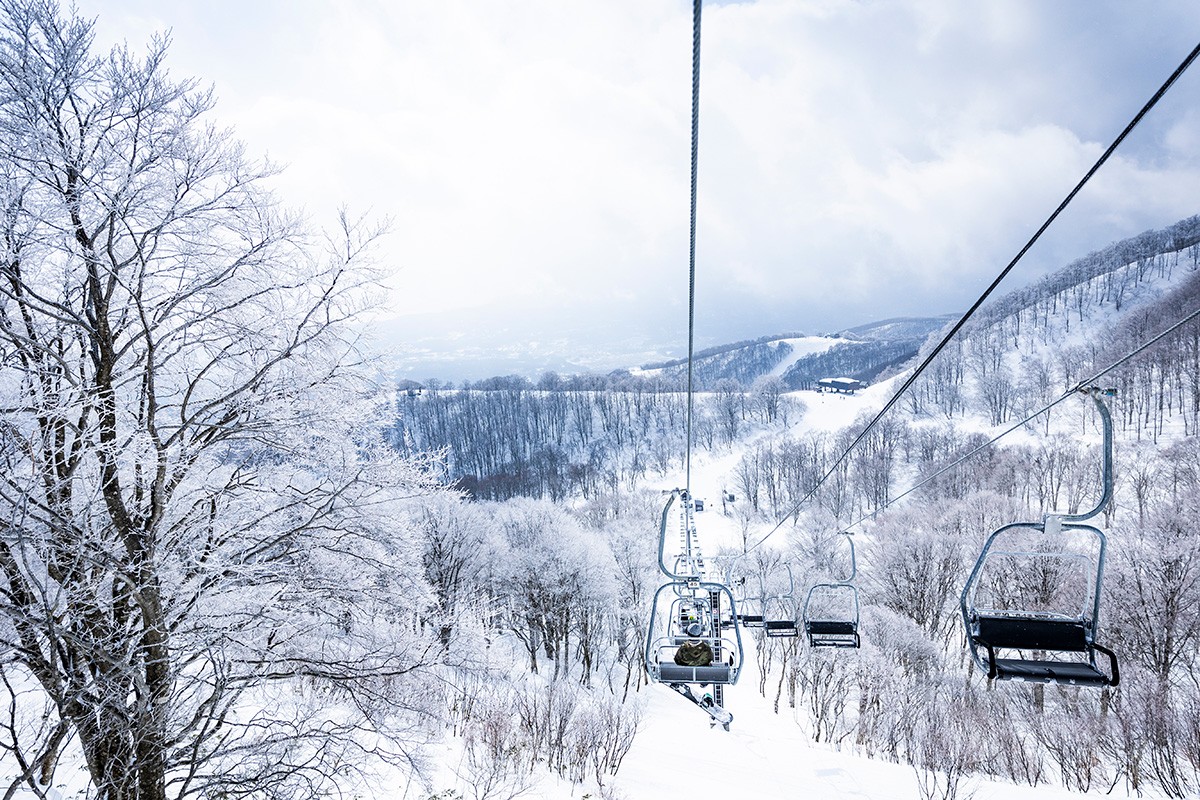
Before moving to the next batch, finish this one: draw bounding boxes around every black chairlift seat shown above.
[739,613,765,627]
[804,619,860,648]
[764,619,798,638]
[971,615,1119,687]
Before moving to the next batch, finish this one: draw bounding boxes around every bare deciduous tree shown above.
[0,3,444,798]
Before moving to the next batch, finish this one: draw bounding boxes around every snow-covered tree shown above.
[411,493,491,655]
[489,499,617,682]
[0,3,444,798]
[1108,490,1200,687]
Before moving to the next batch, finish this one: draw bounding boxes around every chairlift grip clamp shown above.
[1076,385,1117,398]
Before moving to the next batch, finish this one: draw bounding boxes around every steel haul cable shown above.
[743,38,1200,555]
[830,301,1200,534]
[685,0,702,494]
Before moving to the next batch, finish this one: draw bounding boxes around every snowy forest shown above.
[384,222,1200,800]
[2,3,1200,800]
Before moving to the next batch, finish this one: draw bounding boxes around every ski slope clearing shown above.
[609,644,1083,800]
[767,336,854,378]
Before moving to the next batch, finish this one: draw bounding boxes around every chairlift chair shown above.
[727,559,797,635]
[960,388,1120,687]
[645,581,744,686]
[802,532,861,648]
[764,618,799,638]
[646,490,745,687]
[732,577,765,627]
[763,565,799,638]
[802,585,861,648]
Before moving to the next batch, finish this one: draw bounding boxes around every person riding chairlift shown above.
[673,639,713,666]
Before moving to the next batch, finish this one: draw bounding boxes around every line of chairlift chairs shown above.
[644,388,1121,728]
[737,536,862,649]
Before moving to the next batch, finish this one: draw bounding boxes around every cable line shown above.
[684,0,702,494]
[742,38,1200,555]
[645,1,741,730]
[830,301,1200,537]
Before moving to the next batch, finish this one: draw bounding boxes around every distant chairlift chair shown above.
[802,532,861,649]
[729,561,797,637]
[763,565,799,638]
[734,576,765,628]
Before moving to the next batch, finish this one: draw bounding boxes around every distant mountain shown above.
[634,334,808,389]
[779,315,959,390]
[638,332,805,371]
[834,315,959,342]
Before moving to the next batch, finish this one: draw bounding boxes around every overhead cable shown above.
[744,38,1200,554]
[684,0,702,494]
[825,301,1200,539]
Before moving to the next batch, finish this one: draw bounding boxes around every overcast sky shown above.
[84,0,1200,378]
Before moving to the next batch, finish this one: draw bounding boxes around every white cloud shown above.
[86,0,1200,371]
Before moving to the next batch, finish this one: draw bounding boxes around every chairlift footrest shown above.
[988,657,1113,686]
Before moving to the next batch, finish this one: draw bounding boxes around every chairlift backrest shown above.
[975,616,1090,652]
[961,519,1107,638]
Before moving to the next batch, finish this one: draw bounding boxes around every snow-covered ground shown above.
[412,618,1090,800]
[607,644,1084,800]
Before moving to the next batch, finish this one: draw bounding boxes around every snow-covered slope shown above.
[609,642,1082,800]
[766,336,855,378]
